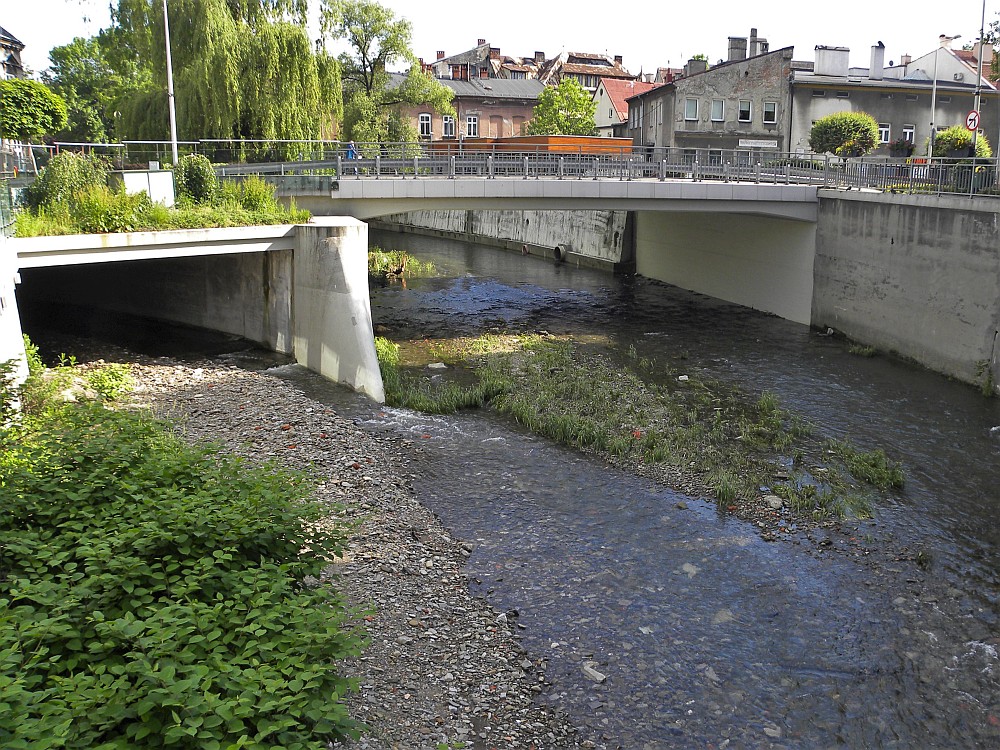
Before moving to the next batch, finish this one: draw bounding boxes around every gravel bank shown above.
[120,355,586,750]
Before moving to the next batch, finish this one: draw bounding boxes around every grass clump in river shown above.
[375,333,905,520]
[368,247,436,281]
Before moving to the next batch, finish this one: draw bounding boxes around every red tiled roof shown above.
[599,77,661,120]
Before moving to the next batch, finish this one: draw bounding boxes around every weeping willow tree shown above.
[110,0,342,159]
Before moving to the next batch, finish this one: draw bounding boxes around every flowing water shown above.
[23,228,1000,748]
[335,229,1000,748]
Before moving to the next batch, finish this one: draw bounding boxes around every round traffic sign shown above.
[966,110,980,131]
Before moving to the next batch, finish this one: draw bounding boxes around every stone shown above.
[582,662,608,683]
[765,495,784,510]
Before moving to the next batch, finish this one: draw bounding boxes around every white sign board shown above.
[738,139,779,149]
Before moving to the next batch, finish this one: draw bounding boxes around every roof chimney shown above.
[869,41,885,80]
[437,50,445,60]
[749,28,769,56]
[728,36,748,61]
[535,51,545,63]
[979,38,994,69]
[490,47,500,60]
[614,54,623,66]
[478,38,486,46]
[900,53,911,66]
[685,57,708,76]
[814,46,850,76]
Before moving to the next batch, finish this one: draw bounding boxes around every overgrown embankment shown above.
[0,349,363,748]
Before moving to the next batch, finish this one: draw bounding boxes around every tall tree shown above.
[525,78,597,136]
[42,35,143,143]
[0,79,68,142]
[321,0,451,144]
[808,111,879,156]
[107,0,341,152]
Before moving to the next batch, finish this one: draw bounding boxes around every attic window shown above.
[811,89,825,97]
[939,96,951,103]
[905,94,918,102]
[880,92,893,99]
[836,91,850,98]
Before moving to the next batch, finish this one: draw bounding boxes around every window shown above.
[940,96,952,104]
[880,92,894,99]
[466,115,479,138]
[811,89,826,97]
[684,98,699,120]
[906,94,919,102]
[902,124,915,142]
[609,107,615,119]
[443,115,455,138]
[878,123,890,143]
[738,99,752,122]
[511,70,526,79]
[711,99,724,121]
[763,101,777,124]
[836,91,850,98]
[418,113,432,138]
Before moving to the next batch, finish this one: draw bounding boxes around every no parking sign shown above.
[966,110,981,131]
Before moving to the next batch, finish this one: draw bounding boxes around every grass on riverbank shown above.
[375,333,904,520]
[0,347,363,748]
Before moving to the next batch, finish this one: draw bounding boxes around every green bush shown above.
[70,185,152,234]
[809,111,880,156]
[0,404,364,748]
[174,154,218,204]
[236,175,278,212]
[22,151,110,210]
[932,125,992,158]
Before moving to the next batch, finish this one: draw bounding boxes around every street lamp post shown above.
[930,34,961,157]
[162,0,179,166]
[971,0,987,154]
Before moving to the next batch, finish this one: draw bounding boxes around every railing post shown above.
[724,161,731,182]
[523,156,529,179]
[593,156,599,180]
[449,155,456,179]
[488,155,494,179]
[659,159,666,181]
[412,156,418,178]
[336,155,342,178]
[693,160,700,182]
[558,156,564,179]
[823,154,829,186]
[755,161,762,183]
[785,163,791,184]
[374,154,381,178]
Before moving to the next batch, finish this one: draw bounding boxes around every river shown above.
[306,228,1000,749]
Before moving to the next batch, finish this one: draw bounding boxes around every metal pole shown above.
[972,0,987,155]
[162,0,179,166]
[930,45,939,157]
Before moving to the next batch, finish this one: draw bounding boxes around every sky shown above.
[4,0,996,79]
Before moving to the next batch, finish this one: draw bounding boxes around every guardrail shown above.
[10,140,1000,198]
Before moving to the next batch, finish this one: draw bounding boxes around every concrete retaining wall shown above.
[375,209,630,269]
[0,235,29,390]
[813,191,1000,392]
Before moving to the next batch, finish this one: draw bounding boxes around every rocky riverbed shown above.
[115,352,586,749]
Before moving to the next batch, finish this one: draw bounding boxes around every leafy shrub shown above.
[70,185,152,234]
[237,175,278,212]
[809,111,880,156]
[21,151,110,210]
[0,404,364,748]
[932,125,992,158]
[84,363,134,401]
[174,154,218,204]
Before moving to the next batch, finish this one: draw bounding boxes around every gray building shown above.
[0,26,25,79]
[626,32,794,159]
[628,32,999,159]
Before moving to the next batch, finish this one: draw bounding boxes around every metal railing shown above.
[8,139,1000,198]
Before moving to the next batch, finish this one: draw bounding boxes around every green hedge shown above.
[0,404,364,748]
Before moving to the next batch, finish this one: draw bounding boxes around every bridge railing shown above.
[8,139,1000,198]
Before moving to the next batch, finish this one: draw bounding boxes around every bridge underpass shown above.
[4,219,385,401]
[274,176,819,324]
